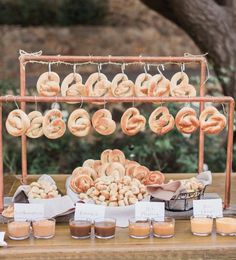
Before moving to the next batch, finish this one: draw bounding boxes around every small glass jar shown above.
[32,218,56,239]
[94,218,116,239]
[190,216,213,236]
[216,217,236,236]
[69,219,92,239]
[153,217,175,238]
[7,220,31,240]
[128,218,151,239]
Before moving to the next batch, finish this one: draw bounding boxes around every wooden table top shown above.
[1,173,236,259]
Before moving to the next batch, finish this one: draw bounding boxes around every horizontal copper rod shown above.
[19,55,205,63]
[0,96,234,104]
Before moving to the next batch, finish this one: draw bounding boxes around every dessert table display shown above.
[0,53,235,259]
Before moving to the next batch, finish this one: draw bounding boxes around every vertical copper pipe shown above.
[224,100,235,208]
[198,60,206,172]
[0,103,3,212]
[20,61,27,184]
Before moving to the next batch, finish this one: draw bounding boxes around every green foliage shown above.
[0,0,108,26]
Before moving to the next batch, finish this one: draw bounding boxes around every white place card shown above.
[135,202,165,221]
[193,199,223,218]
[14,203,45,221]
[0,232,7,247]
[74,203,105,221]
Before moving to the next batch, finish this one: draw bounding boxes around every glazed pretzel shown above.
[148,107,174,135]
[6,109,30,137]
[101,149,126,165]
[143,171,165,185]
[175,107,199,134]
[61,73,86,104]
[68,108,91,137]
[43,109,66,139]
[121,107,146,136]
[70,174,94,193]
[85,72,111,105]
[133,165,150,182]
[170,72,196,97]
[26,111,44,138]
[199,106,226,134]
[148,74,170,99]
[92,109,116,135]
[134,73,152,97]
[111,73,134,97]
[36,71,60,97]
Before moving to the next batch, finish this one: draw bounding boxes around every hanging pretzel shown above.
[61,73,86,104]
[148,74,170,99]
[43,109,66,139]
[170,72,196,97]
[111,73,134,97]
[68,108,91,137]
[36,71,60,97]
[26,111,44,138]
[121,107,146,136]
[199,106,226,134]
[175,107,199,134]
[148,107,174,135]
[134,73,152,97]
[92,109,116,135]
[85,72,111,105]
[6,109,30,136]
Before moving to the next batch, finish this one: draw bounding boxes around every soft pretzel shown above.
[148,74,170,99]
[170,72,196,97]
[61,73,86,104]
[132,165,149,182]
[92,109,116,135]
[143,171,165,185]
[82,160,102,175]
[111,73,134,97]
[85,72,111,105]
[175,107,199,134]
[134,73,152,97]
[148,107,174,135]
[43,109,66,139]
[101,149,126,165]
[199,106,226,134]
[125,161,140,177]
[6,109,30,136]
[72,166,98,180]
[26,111,44,138]
[99,162,125,179]
[121,107,146,136]
[70,174,94,193]
[36,71,60,97]
[68,108,91,137]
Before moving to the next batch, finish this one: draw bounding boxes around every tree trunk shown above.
[141,0,236,99]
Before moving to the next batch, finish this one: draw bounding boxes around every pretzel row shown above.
[36,71,196,100]
[5,106,226,139]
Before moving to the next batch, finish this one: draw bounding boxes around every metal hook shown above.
[79,95,83,109]
[157,65,164,77]
[181,63,185,74]
[144,64,147,76]
[121,63,125,74]
[48,62,52,73]
[14,96,19,110]
[222,103,227,116]
[73,64,77,77]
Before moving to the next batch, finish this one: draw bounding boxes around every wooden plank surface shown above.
[1,173,236,260]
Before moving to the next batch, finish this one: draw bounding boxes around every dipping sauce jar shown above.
[69,219,92,239]
[129,218,151,239]
[94,218,116,239]
[216,217,236,236]
[153,217,175,238]
[7,220,31,240]
[190,217,213,236]
[32,218,56,239]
